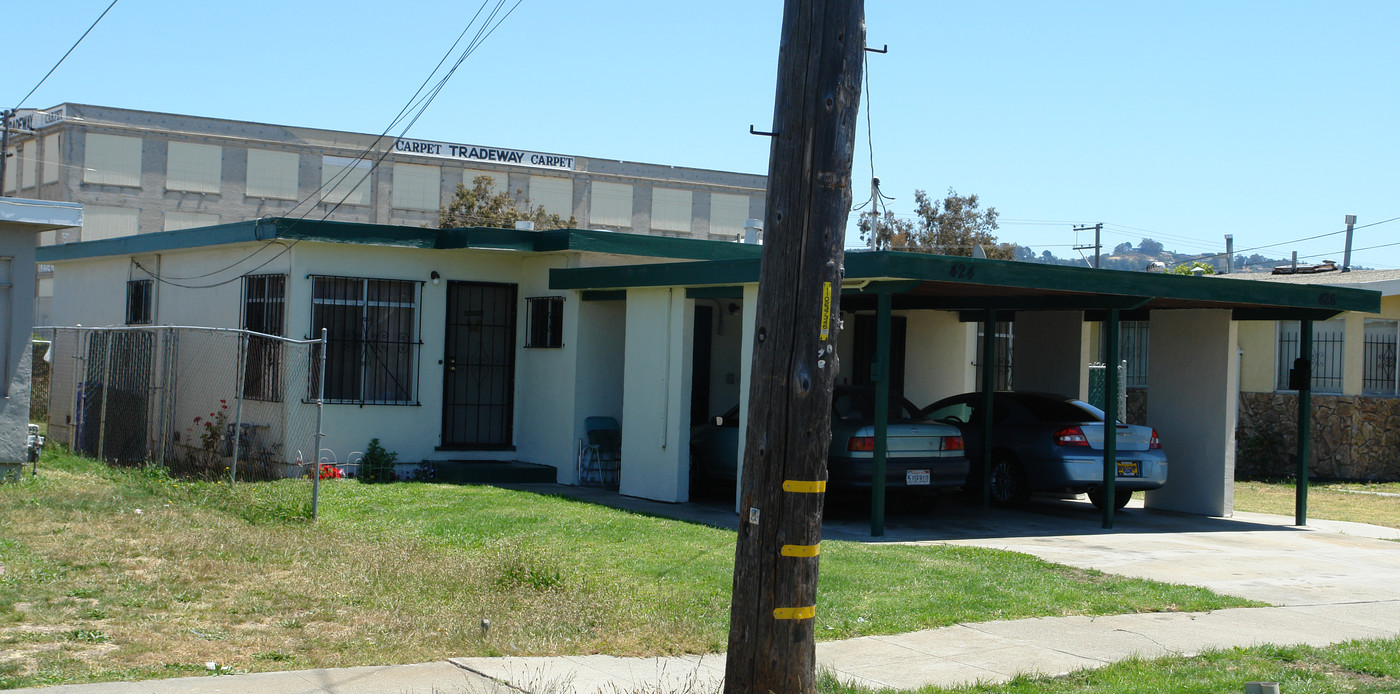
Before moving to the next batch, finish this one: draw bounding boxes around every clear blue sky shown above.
[8,1,1398,268]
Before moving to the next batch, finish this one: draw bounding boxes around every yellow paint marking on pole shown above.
[781,544,821,557]
[773,606,817,620]
[782,480,827,493]
[820,282,832,340]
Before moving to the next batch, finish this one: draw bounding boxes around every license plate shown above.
[1117,461,1141,478]
[906,469,931,486]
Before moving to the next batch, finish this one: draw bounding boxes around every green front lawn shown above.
[0,449,1255,688]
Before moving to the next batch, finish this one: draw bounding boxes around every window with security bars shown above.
[525,296,564,348]
[974,321,1014,390]
[125,279,153,325]
[1098,320,1150,388]
[243,274,286,401]
[310,276,421,405]
[1363,320,1398,396]
[1276,320,1345,393]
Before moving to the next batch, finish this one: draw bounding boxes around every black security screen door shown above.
[442,282,518,448]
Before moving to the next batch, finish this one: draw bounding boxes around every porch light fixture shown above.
[430,270,441,285]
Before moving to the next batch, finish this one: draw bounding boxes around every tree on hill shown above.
[1113,241,1133,254]
[439,175,577,230]
[1170,261,1216,275]
[857,188,1013,259]
[1138,238,1164,254]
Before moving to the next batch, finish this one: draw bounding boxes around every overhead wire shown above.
[12,0,121,110]
[140,0,524,288]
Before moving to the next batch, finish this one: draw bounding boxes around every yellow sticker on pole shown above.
[820,282,832,340]
[773,606,817,620]
[781,544,821,557]
[782,480,826,493]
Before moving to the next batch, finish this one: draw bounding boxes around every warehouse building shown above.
[2,103,767,323]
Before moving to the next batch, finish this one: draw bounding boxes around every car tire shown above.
[988,457,1030,507]
[1088,488,1133,511]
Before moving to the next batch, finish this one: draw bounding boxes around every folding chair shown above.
[578,416,621,490]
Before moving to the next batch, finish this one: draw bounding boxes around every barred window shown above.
[1099,320,1150,388]
[975,321,1014,391]
[525,296,564,348]
[1276,320,1345,393]
[1363,320,1398,396]
[243,275,287,401]
[311,276,421,405]
[125,279,153,325]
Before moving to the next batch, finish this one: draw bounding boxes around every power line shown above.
[144,0,524,288]
[13,0,121,110]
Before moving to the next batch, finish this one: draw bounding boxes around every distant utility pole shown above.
[0,110,13,198]
[724,1,864,693]
[1224,234,1234,274]
[1342,215,1357,272]
[1073,223,1103,268]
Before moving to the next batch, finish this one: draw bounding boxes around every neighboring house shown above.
[0,198,81,466]
[1226,267,1400,480]
[3,103,767,324]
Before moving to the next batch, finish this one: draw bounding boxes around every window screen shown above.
[392,163,441,211]
[84,134,143,187]
[83,205,141,241]
[42,134,60,184]
[463,169,507,194]
[164,211,220,231]
[529,176,572,218]
[166,142,222,193]
[710,193,750,237]
[525,296,564,348]
[590,182,632,227]
[321,156,373,207]
[652,188,692,232]
[246,149,300,199]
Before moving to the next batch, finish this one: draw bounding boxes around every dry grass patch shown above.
[0,450,1252,688]
[1233,480,1400,529]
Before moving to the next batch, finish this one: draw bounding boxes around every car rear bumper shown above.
[827,456,970,491]
[1035,451,1167,491]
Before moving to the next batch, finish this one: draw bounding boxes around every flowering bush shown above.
[318,463,343,480]
[184,400,231,476]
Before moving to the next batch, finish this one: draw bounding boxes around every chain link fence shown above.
[35,326,327,483]
[1088,360,1128,423]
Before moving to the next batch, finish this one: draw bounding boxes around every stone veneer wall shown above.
[1236,392,1400,481]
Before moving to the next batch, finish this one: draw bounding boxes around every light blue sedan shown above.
[921,391,1167,510]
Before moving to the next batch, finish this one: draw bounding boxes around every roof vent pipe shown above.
[744,218,762,244]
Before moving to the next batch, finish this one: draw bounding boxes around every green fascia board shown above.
[38,217,765,263]
[551,258,761,290]
[845,252,1381,314]
[38,219,271,262]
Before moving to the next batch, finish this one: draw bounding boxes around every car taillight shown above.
[1150,429,1161,449]
[848,436,875,452]
[943,436,964,451]
[1054,426,1089,447]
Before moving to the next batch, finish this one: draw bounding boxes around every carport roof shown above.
[549,250,1382,320]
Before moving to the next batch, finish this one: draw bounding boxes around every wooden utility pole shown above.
[724,2,864,693]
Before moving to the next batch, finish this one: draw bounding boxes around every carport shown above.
[551,251,1381,533]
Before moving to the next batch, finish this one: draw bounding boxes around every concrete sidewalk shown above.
[13,502,1400,693]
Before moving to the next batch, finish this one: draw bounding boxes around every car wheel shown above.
[1088,488,1133,511]
[988,457,1029,507]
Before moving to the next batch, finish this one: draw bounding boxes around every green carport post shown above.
[980,309,997,509]
[1296,320,1312,526]
[1101,309,1120,530]
[871,291,891,537]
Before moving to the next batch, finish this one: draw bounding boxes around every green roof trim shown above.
[37,217,763,263]
[547,250,1382,316]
